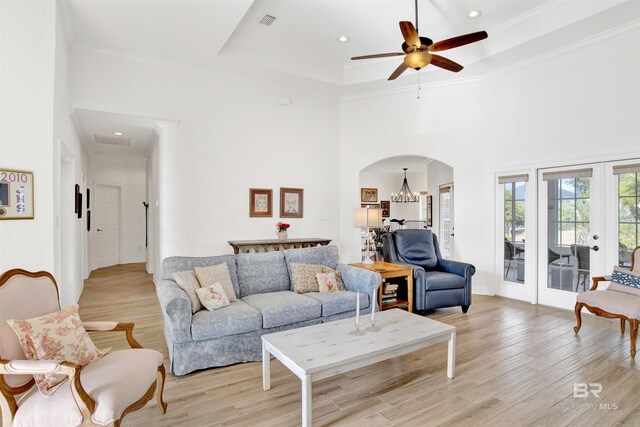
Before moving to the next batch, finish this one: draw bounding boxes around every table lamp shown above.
[354,207,383,264]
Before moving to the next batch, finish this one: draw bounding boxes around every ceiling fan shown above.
[351,0,488,80]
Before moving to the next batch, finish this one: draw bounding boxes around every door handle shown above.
[97,229,103,232]
[593,235,600,240]
[591,245,599,251]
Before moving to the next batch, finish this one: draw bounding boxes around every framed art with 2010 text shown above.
[0,168,34,220]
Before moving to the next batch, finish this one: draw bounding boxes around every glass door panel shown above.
[538,164,603,309]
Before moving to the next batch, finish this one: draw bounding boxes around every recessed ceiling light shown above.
[337,35,350,43]
[468,10,481,18]
[113,132,124,136]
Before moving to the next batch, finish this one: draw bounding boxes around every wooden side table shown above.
[349,261,413,313]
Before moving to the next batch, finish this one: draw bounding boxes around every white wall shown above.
[70,49,341,282]
[53,3,89,305]
[0,1,57,274]
[88,155,147,269]
[340,27,640,295]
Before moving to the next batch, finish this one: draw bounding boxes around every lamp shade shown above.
[354,207,383,228]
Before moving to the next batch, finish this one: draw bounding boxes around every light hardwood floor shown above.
[78,263,640,427]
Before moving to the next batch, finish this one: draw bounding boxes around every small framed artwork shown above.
[381,200,390,218]
[0,168,35,220]
[361,188,378,203]
[361,203,381,209]
[249,188,272,217]
[280,187,303,218]
[426,195,433,227]
[75,184,80,214]
[77,193,83,219]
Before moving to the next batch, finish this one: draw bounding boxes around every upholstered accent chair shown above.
[574,246,640,358]
[0,269,167,427]
[382,229,476,313]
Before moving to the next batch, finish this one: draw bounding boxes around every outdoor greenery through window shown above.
[619,172,640,266]
[504,181,525,283]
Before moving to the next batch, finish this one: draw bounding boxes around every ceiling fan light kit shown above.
[351,0,488,81]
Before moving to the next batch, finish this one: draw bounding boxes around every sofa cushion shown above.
[236,252,291,297]
[393,229,438,269]
[12,349,162,427]
[577,289,640,319]
[242,291,321,328]
[163,255,240,297]
[305,291,370,317]
[191,300,262,341]
[424,270,466,291]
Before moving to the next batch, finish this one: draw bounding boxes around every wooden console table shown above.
[228,238,331,254]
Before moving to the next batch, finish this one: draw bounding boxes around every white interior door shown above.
[96,185,120,268]
[537,164,604,309]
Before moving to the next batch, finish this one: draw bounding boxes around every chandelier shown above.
[391,168,419,203]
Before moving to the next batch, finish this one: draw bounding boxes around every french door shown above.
[537,164,605,309]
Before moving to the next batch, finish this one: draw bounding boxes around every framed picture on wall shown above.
[380,200,390,218]
[426,195,432,227]
[77,193,83,219]
[249,188,272,217]
[280,187,303,218]
[361,188,378,203]
[0,168,34,220]
[75,184,80,214]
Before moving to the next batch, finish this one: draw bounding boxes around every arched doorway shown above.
[357,155,454,261]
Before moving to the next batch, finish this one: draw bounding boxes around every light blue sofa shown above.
[156,245,381,375]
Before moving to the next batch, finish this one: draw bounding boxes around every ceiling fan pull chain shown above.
[417,70,421,99]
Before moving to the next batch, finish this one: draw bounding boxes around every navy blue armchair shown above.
[382,229,476,313]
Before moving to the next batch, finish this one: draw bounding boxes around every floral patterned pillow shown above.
[316,273,339,293]
[195,283,231,311]
[6,304,108,395]
[194,263,237,302]
[290,263,347,293]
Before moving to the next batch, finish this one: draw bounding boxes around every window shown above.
[548,177,591,250]
[439,184,453,259]
[503,181,526,283]
[618,172,640,267]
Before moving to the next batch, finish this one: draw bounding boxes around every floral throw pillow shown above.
[290,263,347,293]
[6,304,108,395]
[195,283,231,311]
[316,273,339,293]
[194,263,237,302]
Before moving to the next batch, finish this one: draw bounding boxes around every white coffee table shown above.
[261,309,456,427]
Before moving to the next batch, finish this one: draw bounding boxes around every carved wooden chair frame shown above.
[0,269,167,427]
[574,246,640,358]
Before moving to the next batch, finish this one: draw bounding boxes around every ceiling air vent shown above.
[94,134,130,146]
[259,15,276,26]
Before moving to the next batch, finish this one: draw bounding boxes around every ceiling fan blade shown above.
[388,63,409,80]
[351,52,406,60]
[399,21,421,49]
[430,31,488,52]
[430,54,463,72]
